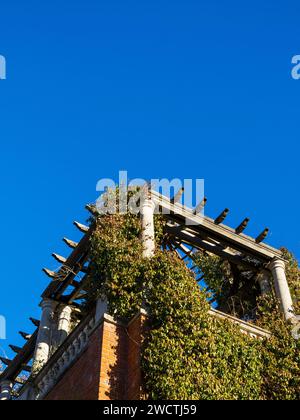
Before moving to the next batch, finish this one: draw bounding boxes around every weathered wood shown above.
[171,188,184,204]
[63,238,78,249]
[73,221,89,233]
[215,208,229,225]
[166,225,262,270]
[0,357,11,366]
[85,204,98,216]
[0,329,38,381]
[151,191,282,261]
[21,364,32,373]
[52,253,67,264]
[42,268,57,279]
[19,331,31,340]
[236,218,250,234]
[42,222,95,300]
[29,318,40,327]
[256,228,269,244]
[9,345,22,354]
[193,197,207,215]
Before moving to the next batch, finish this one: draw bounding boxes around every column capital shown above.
[57,303,73,314]
[269,258,285,271]
[0,379,12,388]
[39,298,57,311]
[0,380,12,400]
[141,198,156,213]
[269,257,294,321]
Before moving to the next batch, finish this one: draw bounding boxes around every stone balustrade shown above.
[18,314,95,400]
[209,308,271,339]
[17,306,271,400]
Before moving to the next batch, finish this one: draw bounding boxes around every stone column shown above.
[269,259,294,321]
[95,298,108,322]
[57,304,73,346]
[141,198,156,258]
[0,380,12,400]
[33,299,57,373]
[257,269,272,295]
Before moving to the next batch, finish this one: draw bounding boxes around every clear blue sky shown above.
[0,0,299,358]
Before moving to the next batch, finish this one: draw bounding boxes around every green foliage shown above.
[193,252,260,319]
[86,211,300,400]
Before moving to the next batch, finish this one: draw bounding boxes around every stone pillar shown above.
[95,298,108,322]
[0,380,12,400]
[57,304,73,346]
[141,198,156,258]
[269,259,294,321]
[257,269,272,295]
[33,299,57,373]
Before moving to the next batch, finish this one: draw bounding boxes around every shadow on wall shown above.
[104,324,128,400]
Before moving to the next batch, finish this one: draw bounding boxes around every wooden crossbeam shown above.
[43,268,57,279]
[215,208,229,225]
[166,225,262,270]
[42,219,95,301]
[66,274,90,303]
[171,188,184,204]
[19,331,31,340]
[150,191,281,261]
[0,357,11,366]
[256,228,269,244]
[9,345,22,354]
[14,377,26,385]
[73,221,89,233]
[52,253,67,264]
[193,197,207,215]
[0,329,38,382]
[85,204,98,216]
[63,238,78,249]
[29,318,40,327]
[21,364,32,373]
[236,218,250,234]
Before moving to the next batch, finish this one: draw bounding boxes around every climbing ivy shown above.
[85,209,300,400]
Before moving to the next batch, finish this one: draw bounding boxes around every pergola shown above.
[0,189,295,399]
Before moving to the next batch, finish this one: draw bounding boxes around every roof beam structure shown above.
[0,221,96,387]
[150,190,282,266]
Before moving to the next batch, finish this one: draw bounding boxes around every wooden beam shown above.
[63,238,78,249]
[193,197,207,215]
[151,191,281,261]
[236,218,250,234]
[9,345,22,354]
[215,208,229,225]
[52,253,67,264]
[166,225,262,270]
[42,221,95,300]
[171,188,184,204]
[0,357,11,366]
[14,377,26,385]
[0,329,38,381]
[256,228,269,244]
[21,364,32,373]
[42,268,57,279]
[67,274,90,303]
[73,221,89,233]
[85,204,98,216]
[29,318,40,327]
[19,331,31,340]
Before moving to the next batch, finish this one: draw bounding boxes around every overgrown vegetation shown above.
[85,206,300,400]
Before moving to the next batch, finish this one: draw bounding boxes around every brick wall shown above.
[45,312,146,400]
[45,324,103,400]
